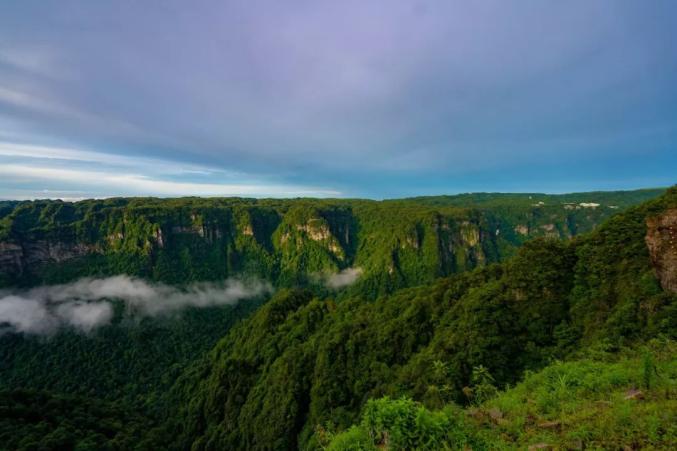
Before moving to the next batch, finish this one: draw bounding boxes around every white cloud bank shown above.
[323,267,363,289]
[0,275,271,335]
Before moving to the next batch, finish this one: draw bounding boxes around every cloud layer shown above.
[0,1,676,198]
[0,276,271,335]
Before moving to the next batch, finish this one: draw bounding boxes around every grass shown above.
[324,339,677,450]
[476,339,677,450]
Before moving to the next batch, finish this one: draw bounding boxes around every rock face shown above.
[296,220,331,241]
[0,196,645,289]
[0,242,23,274]
[514,225,529,235]
[646,208,677,293]
[0,240,96,276]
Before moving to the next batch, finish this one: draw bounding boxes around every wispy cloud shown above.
[0,141,342,198]
[0,141,231,176]
[0,163,342,198]
[0,276,272,335]
[0,45,67,78]
[317,267,363,289]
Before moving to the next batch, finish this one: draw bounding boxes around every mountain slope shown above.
[167,187,676,450]
[0,189,663,296]
[0,188,672,450]
[0,389,161,451]
[1,191,657,410]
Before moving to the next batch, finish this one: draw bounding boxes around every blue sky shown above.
[0,0,675,200]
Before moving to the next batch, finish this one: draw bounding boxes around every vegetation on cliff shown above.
[164,188,676,450]
[0,187,674,450]
[0,189,663,294]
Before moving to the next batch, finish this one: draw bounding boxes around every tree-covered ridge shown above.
[404,188,665,208]
[166,187,676,450]
[0,188,664,294]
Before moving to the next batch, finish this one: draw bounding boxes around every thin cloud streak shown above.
[0,141,231,176]
[0,164,342,198]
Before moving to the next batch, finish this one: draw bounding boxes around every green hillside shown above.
[0,187,674,450]
[0,189,663,295]
[164,188,676,450]
[325,341,677,450]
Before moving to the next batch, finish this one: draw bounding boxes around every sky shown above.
[0,0,675,200]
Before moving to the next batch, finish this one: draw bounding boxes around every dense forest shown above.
[0,189,663,293]
[0,190,661,406]
[0,187,675,450]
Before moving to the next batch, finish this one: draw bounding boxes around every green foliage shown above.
[2,189,659,295]
[0,188,673,449]
[324,425,375,451]
[0,390,163,451]
[642,349,655,390]
[468,366,498,405]
[406,189,665,209]
[325,396,482,450]
[476,339,677,450]
[167,188,676,450]
[327,340,677,450]
[0,300,265,409]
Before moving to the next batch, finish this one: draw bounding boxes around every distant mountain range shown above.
[0,188,664,295]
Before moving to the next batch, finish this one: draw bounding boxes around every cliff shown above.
[0,189,665,294]
[646,208,677,293]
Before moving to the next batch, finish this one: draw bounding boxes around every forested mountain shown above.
[0,189,663,294]
[0,191,661,405]
[0,187,674,450]
[165,187,677,450]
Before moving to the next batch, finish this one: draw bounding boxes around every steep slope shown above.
[0,190,658,433]
[0,189,662,295]
[0,188,670,450]
[167,188,676,450]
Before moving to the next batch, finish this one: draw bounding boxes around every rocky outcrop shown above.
[296,219,344,257]
[514,225,529,235]
[170,224,222,243]
[155,228,165,247]
[0,242,23,274]
[242,224,254,236]
[646,208,677,293]
[540,223,559,238]
[460,221,480,246]
[0,239,96,276]
[296,219,331,242]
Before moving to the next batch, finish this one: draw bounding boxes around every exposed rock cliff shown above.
[0,239,96,277]
[646,208,677,293]
[0,194,656,291]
